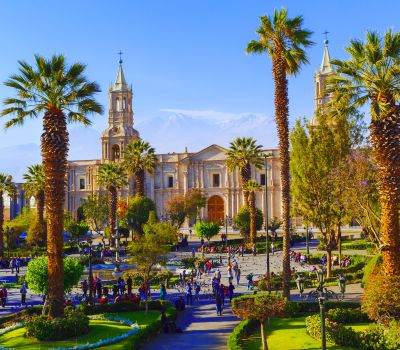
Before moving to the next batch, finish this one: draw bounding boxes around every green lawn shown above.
[241,317,369,350]
[0,311,160,350]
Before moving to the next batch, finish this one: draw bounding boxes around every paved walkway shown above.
[142,299,239,350]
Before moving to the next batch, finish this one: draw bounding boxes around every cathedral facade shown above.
[64,42,332,226]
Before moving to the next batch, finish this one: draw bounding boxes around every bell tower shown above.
[101,56,140,162]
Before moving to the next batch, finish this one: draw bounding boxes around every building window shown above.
[260,174,266,186]
[79,178,85,190]
[167,176,174,188]
[116,98,121,111]
[122,97,126,110]
[212,174,220,187]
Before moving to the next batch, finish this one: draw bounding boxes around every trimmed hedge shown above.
[227,319,258,350]
[79,300,171,315]
[285,301,361,317]
[0,306,42,328]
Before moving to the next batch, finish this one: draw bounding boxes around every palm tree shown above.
[246,8,313,299]
[23,164,46,244]
[122,140,157,196]
[0,174,16,256]
[327,30,400,275]
[1,55,103,318]
[243,180,262,244]
[97,163,127,247]
[225,137,265,205]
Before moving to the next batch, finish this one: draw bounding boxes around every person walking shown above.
[194,281,200,304]
[247,273,254,290]
[82,279,88,297]
[20,282,27,306]
[271,242,275,255]
[160,284,167,300]
[96,278,102,299]
[228,281,235,302]
[216,294,223,316]
[236,267,241,285]
[252,244,257,256]
[127,275,133,295]
[186,282,193,305]
[0,286,7,307]
[16,258,21,274]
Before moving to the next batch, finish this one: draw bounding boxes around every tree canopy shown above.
[194,222,220,242]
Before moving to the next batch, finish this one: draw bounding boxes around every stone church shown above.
[65,41,333,225]
[6,42,333,226]
[65,60,282,224]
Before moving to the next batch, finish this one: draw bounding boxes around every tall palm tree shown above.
[122,140,157,196]
[243,180,262,244]
[246,8,313,299]
[0,174,16,256]
[23,164,46,244]
[225,137,265,205]
[327,30,400,275]
[1,55,103,318]
[97,163,127,247]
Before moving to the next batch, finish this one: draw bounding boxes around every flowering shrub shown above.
[305,314,359,347]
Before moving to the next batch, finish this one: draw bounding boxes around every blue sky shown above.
[0,0,399,181]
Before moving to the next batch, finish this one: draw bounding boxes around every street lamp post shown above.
[225,215,228,248]
[305,225,310,255]
[319,297,327,350]
[88,238,94,306]
[5,227,10,259]
[264,157,270,280]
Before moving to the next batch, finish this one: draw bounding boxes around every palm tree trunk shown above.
[109,187,117,247]
[37,190,46,244]
[135,170,145,197]
[273,56,291,300]
[241,164,251,205]
[42,108,68,319]
[249,192,257,244]
[370,116,400,275]
[0,191,4,257]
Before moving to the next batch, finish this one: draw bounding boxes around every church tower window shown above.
[122,97,126,110]
[116,97,121,111]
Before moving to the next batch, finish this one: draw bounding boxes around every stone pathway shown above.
[142,299,239,350]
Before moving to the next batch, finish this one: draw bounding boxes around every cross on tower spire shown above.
[323,30,330,45]
[118,50,123,64]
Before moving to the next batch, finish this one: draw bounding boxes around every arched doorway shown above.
[207,195,224,224]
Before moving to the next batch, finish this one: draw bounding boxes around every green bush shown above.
[234,206,263,236]
[227,319,258,350]
[25,308,89,341]
[306,314,359,347]
[327,308,369,323]
[362,254,382,287]
[359,324,386,350]
[80,300,172,315]
[341,240,375,250]
[285,301,361,317]
[385,321,400,350]
[0,306,42,328]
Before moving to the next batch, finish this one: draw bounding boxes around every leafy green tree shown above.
[165,189,207,228]
[246,8,313,300]
[336,149,381,245]
[243,180,262,244]
[125,195,157,237]
[23,164,46,245]
[64,216,89,245]
[97,163,127,246]
[0,173,16,256]
[129,220,177,286]
[26,256,84,300]
[1,54,103,318]
[290,116,352,276]
[81,193,108,234]
[327,30,400,276]
[122,140,157,196]
[234,206,263,239]
[268,217,282,236]
[225,137,265,205]
[232,294,287,350]
[194,222,220,243]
